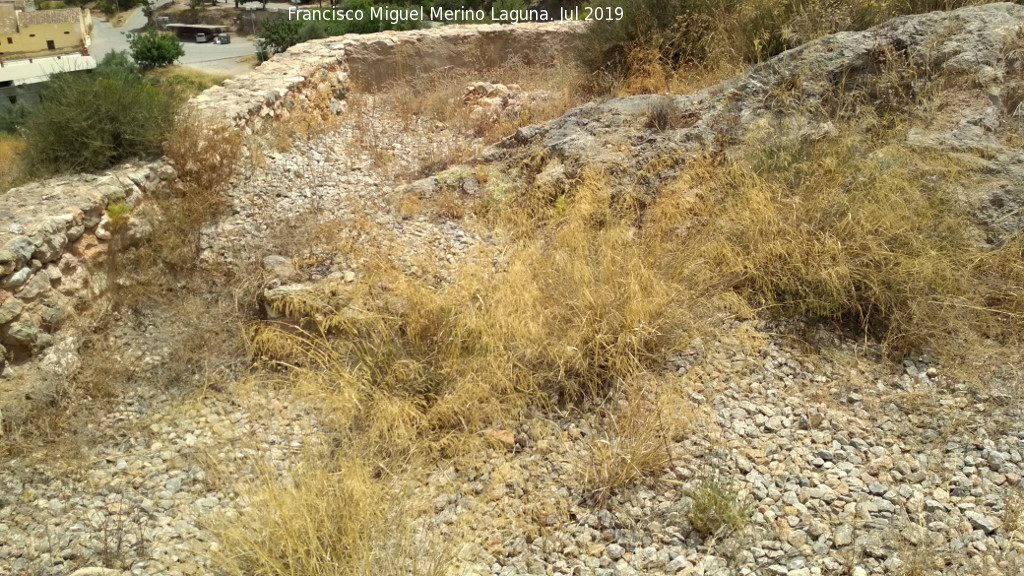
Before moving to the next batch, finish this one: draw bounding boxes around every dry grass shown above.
[671,128,1024,354]
[247,169,707,460]
[580,383,693,506]
[209,453,448,576]
[146,66,230,96]
[141,107,245,273]
[0,134,24,193]
[346,58,589,181]
[1006,490,1024,536]
[245,82,1024,514]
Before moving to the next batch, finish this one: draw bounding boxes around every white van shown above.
[196,32,207,43]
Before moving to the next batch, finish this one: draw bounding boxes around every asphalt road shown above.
[90,1,258,76]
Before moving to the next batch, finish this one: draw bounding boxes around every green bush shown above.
[0,103,28,135]
[20,63,179,177]
[97,50,137,74]
[130,30,186,69]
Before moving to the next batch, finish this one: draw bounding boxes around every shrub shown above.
[0,103,28,134]
[129,30,185,69]
[20,64,179,177]
[576,0,696,76]
[98,0,141,18]
[97,50,137,74]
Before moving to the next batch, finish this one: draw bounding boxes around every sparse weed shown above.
[1005,490,1024,535]
[156,108,244,271]
[686,471,751,538]
[106,200,132,232]
[646,97,681,131]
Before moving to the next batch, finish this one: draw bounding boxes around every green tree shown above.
[129,30,185,69]
[255,18,303,62]
[97,50,137,74]
[141,0,156,25]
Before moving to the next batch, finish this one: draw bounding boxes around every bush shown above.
[97,50,137,74]
[129,30,185,69]
[98,0,141,17]
[576,0,714,77]
[0,103,28,134]
[20,64,179,177]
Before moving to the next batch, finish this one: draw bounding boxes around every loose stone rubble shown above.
[463,82,525,123]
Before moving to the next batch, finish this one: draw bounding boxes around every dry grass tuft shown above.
[645,96,683,132]
[147,108,244,272]
[247,169,706,459]
[1005,490,1024,536]
[671,129,1024,354]
[209,455,448,576]
[0,134,24,193]
[581,384,693,505]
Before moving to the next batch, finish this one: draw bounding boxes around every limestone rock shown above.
[1,316,39,347]
[2,267,30,290]
[0,297,23,324]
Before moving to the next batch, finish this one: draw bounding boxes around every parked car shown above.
[195,32,207,43]
[213,33,231,44]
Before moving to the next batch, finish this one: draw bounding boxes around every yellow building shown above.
[0,6,92,61]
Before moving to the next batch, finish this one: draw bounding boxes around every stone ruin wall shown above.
[0,21,582,382]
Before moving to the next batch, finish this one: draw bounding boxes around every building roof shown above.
[0,53,95,85]
[0,4,16,35]
[17,7,81,27]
